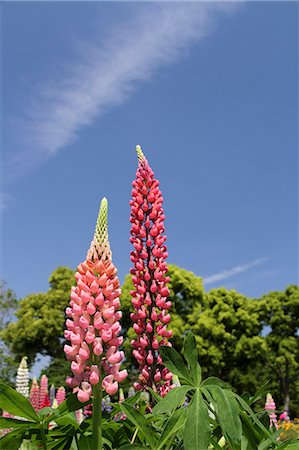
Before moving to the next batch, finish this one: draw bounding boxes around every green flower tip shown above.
[136,145,146,163]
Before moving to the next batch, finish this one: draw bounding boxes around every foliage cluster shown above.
[1,333,298,449]
[1,268,299,416]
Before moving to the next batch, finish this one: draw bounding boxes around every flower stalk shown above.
[64,197,127,449]
[130,146,174,396]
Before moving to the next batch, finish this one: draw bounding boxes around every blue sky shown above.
[1,1,298,302]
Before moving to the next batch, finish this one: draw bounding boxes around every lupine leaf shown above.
[153,386,193,414]
[0,427,26,450]
[0,417,36,429]
[183,332,202,385]
[0,382,39,422]
[160,346,194,385]
[156,407,187,450]
[184,389,210,450]
[57,393,90,415]
[120,403,157,449]
[201,377,228,388]
[206,385,242,446]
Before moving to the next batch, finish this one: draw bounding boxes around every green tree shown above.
[1,267,75,365]
[0,281,19,383]
[187,288,268,393]
[257,285,299,416]
[121,264,204,353]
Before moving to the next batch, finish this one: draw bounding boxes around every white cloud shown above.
[5,2,239,177]
[0,193,11,211]
[203,256,271,285]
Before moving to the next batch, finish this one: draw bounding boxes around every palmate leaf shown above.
[159,346,194,385]
[152,386,193,414]
[120,403,157,449]
[205,385,242,447]
[184,389,210,450]
[0,427,27,450]
[156,407,187,450]
[183,332,202,385]
[0,382,39,422]
[0,417,36,429]
[234,393,276,444]
[57,393,90,416]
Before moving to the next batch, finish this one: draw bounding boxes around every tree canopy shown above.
[1,266,298,416]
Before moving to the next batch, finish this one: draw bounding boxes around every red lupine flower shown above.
[130,146,173,395]
[41,393,51,409]
[39,374,48,410]
[64,198,127,402]
[30,378,40,412]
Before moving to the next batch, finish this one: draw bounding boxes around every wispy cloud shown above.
[0,193,11,211]
[5,2,239,178]
[203,256,271,285]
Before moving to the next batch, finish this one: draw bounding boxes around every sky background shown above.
[1,1,298,308]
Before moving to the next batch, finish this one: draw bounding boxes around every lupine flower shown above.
[56,386,66,405]
[64,198,127,402]
[130,146,173,395]
[15,356,29,398]
[265,393,278,430]
[39,374,48,410]
[75,409,84,424]
[30,378,40,412]
[49,384,56,406]
[41,393,51,409]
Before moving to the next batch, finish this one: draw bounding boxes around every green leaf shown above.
[0,427,26,450]
[206,385,242,446]
[183,332,202,385]
[78,434,93,450]
[201,377,228,388]
[47,436,72,450]
[157,408,187,450]
[159,346,194,385]
[0,417,37,429]
[118,446,148,450]
[153,386,193,414]
[54,412,80,429]
[146,387,161,405]
[248,380,271,406]
[0,382,39,422]
[57,393,90,415]
[184,389,210,450]
[120,403,157,449]
[234,393,274,442]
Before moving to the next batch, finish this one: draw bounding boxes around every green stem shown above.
[40,422,47,450]
[92,382,103,450]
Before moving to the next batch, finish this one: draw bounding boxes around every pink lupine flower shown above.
[30,378,40,412]
[265,393,278,430]
[39,374,48,410]
[56,386,66,405]
[130,146,173,394]
[64,198,127,402]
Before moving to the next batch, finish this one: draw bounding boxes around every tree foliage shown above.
[0,281,19,384]
[2,266,299,416]
[1,267,75,364]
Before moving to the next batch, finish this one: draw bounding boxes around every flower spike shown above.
[130,145,174,396]
[64,197,127,402]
